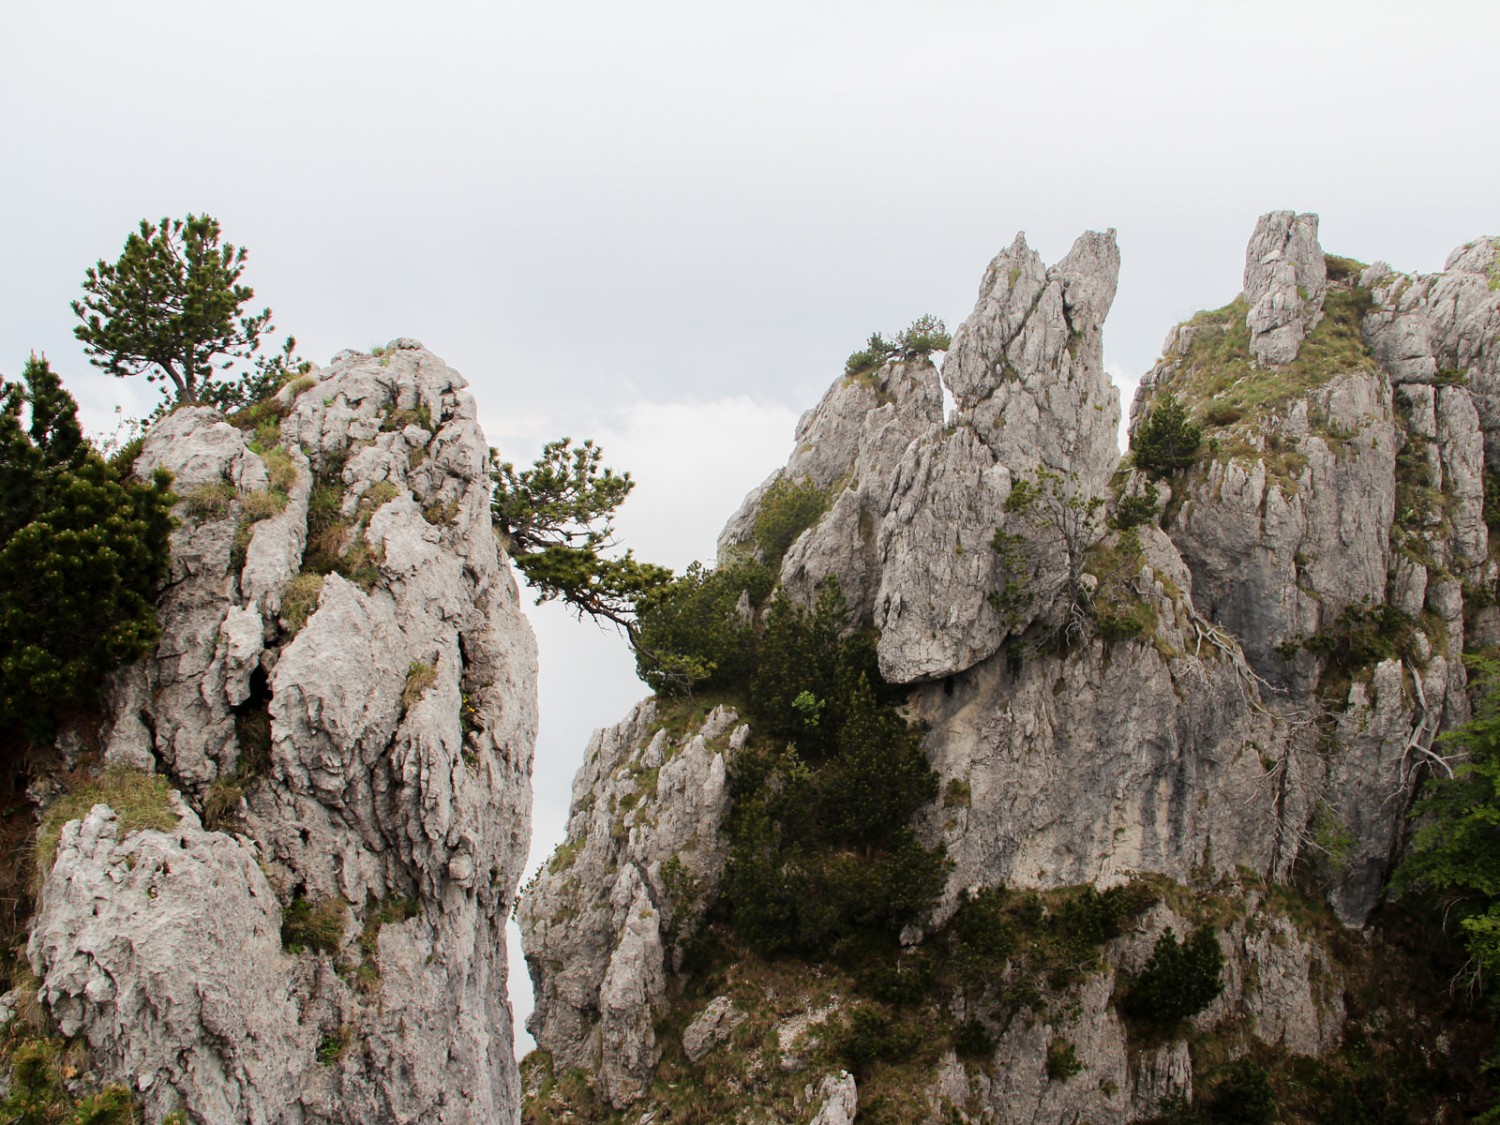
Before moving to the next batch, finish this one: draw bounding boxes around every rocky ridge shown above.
[21,341,537,1124]
[521,214,1500,1123]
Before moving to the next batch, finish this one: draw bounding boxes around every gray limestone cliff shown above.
[21,341,537,1124]
[521,216,1500,1123]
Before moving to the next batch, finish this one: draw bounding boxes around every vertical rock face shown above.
[1244,210,1327,365]
[28,341,537,1125]
[719,230,1122,684]
[522,215,1500,1123]
[519,703,744,1108]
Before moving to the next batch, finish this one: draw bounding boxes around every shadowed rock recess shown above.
[23,341,538,1123]
[522,216,1500,1123]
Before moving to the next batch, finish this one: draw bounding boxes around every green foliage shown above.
[723,581,946,959]
[0,359,173,741]
[1046,1036,1083,1082]
[402,661,438,714]
[0,1033,143,1124]
[1397,656,1500,986]
[73,214,274,404]
[1198,1059,1276,1124]
[492,437,672,641]
[952,1018,993,1059]
[752,476,831,567]
[1113,481,1160,529]
[947,882,1157,995]
[632,558,772,695]
[357,894,420,989]
[1119,925,1224,1027]
[281,895,348,955]
[280,572,324,634]
[833,1005,920,1076]
[1131,392,1202,477]
[200,335,311,414]
[1301,603,1419,677]
[1152,282,1376,451]
[991,467,1106,646]
[844,315,952,377]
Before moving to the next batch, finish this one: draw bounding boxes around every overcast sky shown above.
[5,1,1497,1056]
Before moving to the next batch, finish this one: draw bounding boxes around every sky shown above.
[4,0,1498,1057]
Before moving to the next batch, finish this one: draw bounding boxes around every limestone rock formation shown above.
[27,341,537,1124]
[720,230,1122,684]
[519,702,743,1108]
[522,215,1500,1123]
[1244,210,1327,365]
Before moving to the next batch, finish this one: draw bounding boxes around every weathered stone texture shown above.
[31,342,537,1125]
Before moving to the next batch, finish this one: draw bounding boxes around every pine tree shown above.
[73,214,273,404]
[1131,392,1202,477]
[0,357,174,741]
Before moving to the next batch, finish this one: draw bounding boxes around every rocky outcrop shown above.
[523,215,1500,1122]
[1244,210,1327,365]
[1362,237,1500,459]
[28,341,537,1124]
[806,1072,857,1125]
[519,702,744,1108]
[721,230,1122,684]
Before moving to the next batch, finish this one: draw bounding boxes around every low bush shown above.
[633,558,772,696]
[1119,925,1224,1027]
[752,477,831,568]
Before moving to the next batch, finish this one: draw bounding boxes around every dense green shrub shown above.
[952,1018,993,1059]
[834,1006,920,1076]
[0,357,174,741]
[722,581,946,959]
[752,476,831,568]
[1199,1059,1276,1124]
[1301,603,1418,675]
[947,882,1157,994]
[632,558,773,695]
[1131,392,1202,477]
[1119,925,1224,1026]
[844,315,952,377]
[1397,656,1500,987]
[1046,1036,1083,1082]
[1113,482,1160,529]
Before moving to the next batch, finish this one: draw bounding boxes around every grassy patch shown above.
[180,480,236,520]
[359,481,400,514]
[1156,280,1377,447]
[1083,528,1159,643]
[35,768,179,893]
[381,404,434,433]
[280,572,325,635]
[355,894,421,991]
[281,895,348,955]
[401,661,438,714]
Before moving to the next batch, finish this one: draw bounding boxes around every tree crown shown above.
[73,214,272,404]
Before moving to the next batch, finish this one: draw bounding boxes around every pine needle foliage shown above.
[73,214,273,404]
[1397,655,1500,988]
[0,358,173,741]
[724,580,946,959]
[492,438,672,643]
[1131,392,1202,477]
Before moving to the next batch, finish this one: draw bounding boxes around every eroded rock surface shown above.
[721,230,1122,684]
[31,341,537,1125]
[1244,210,1327,365]
[519,703,743,1108]
[523,217,1500,1122]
